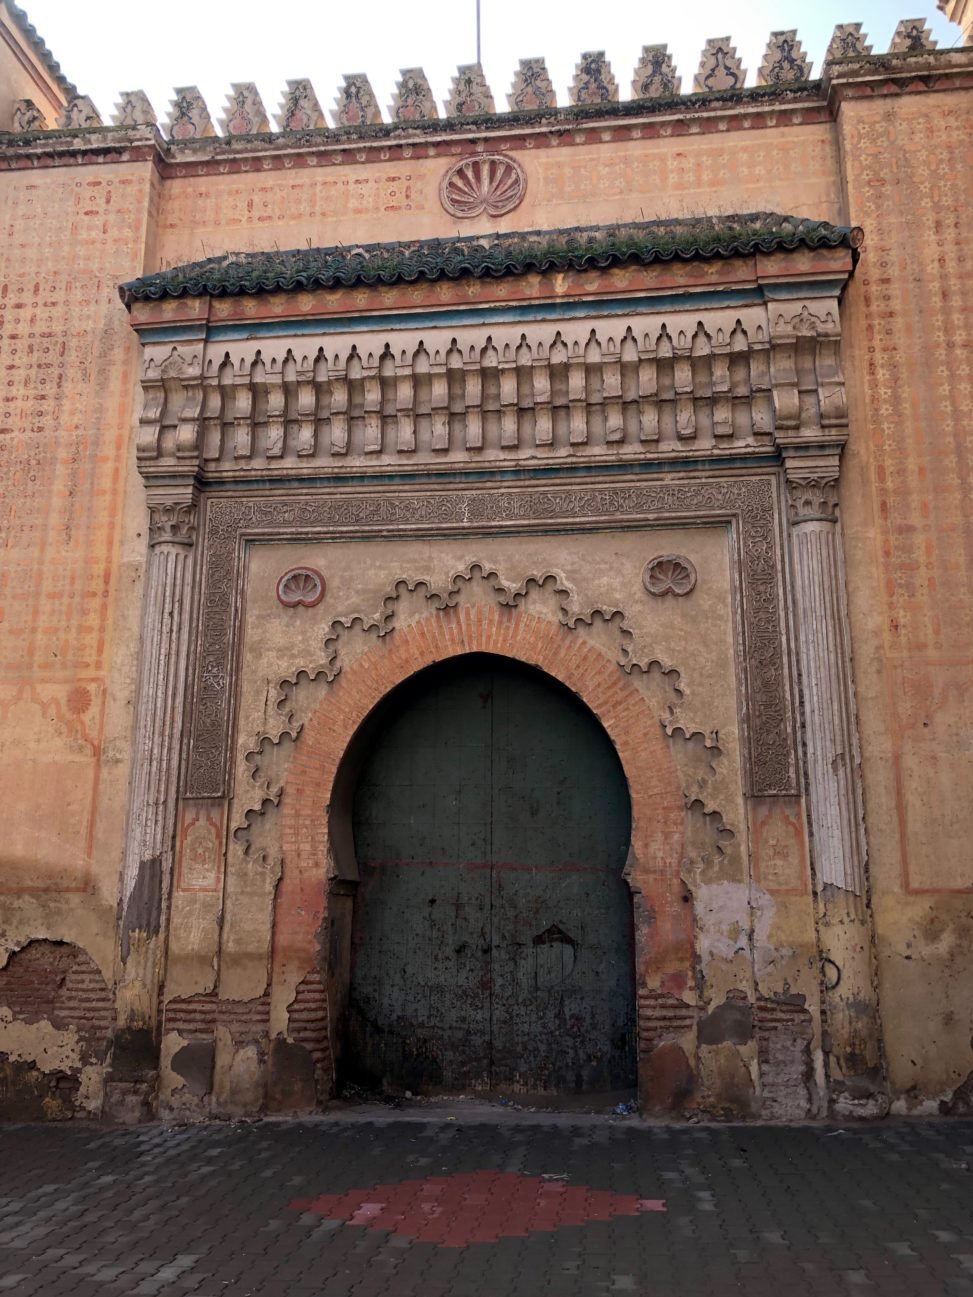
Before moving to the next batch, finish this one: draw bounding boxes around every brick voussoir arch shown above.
[275,601,690,1066]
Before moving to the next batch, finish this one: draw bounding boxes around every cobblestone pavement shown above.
[1,1112,973,1296]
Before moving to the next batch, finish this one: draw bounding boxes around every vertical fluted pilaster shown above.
[106,492,198,1121]
[786,464,887,1116]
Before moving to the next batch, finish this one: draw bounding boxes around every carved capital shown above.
[786,473,839,524]
[149,501,197,546]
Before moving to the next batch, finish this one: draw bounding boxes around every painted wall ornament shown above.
[113,90,157,127]
[694,38,746,93]
[643,555,697,597]
[445,64,495,116]
[166,87,216,141]
[824,23,872,62]
[58,96,103,129]
[889,19,937,52]
[570,51,619,105]
[390,68,438,121]
[632,46,681,99]
[439,154,527,219]
[333,75,383,128]
[758,31,811,85]
[277,567,326,608]
[277,80,327,132]
[508,58,556,111]
[11,100,48,131]
[220,84,270,136]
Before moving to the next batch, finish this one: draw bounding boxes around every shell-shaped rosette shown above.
[439,154,527,219]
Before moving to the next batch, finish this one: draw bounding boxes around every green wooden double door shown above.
[347,653,636,1097]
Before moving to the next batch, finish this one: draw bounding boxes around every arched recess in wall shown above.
[333,652,635,1098]
[271,597,688,1105]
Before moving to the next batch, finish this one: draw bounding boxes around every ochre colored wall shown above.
[837,80,973,1107]
[154,123,842,263]
[0,158,157,1113]
[0,61,971,1117]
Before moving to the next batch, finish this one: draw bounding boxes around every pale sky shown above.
[22,0,961,126]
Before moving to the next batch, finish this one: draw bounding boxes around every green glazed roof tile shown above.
[120,212,862,306]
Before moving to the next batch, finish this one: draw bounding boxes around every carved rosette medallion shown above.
[149,502,197,546]
[785,475,839,524]
[643,555,697,596]
[277,567,326,608]
[439,155,527,219]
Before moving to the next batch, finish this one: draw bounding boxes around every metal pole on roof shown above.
[476,0,481,64]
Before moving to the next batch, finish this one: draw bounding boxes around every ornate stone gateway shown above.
[344,654,635,1098]
[109,211,886,1121]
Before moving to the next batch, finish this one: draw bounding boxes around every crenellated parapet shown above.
[3,21,961,140]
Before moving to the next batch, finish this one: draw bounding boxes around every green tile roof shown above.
[120,212,861,307]
[8,3,77,97]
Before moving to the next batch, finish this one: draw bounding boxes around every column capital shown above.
[785,473,839,524]
[784,452,841,524]
[146,484,199,547]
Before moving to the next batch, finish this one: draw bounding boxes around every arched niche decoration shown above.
[270,596,689,1104]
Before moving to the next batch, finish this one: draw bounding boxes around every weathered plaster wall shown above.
[150,523,822,1119]
[0,158,157,1111]
[153,121,842,262]
[1,55,970,1119]
[837,78,973,1110]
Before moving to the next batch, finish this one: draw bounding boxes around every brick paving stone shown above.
[1,1117,972,1295]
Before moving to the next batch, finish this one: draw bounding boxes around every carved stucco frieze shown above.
[184,477,796,802]
[135,297,849,473]
[234,560,720,865]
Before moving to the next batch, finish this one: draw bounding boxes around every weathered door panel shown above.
[349,667,493,1091]
[488,667,635,1093]
[347,654,634,1097]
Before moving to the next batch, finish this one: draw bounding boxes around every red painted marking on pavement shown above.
[291,1170,665,1247]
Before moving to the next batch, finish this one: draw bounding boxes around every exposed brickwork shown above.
[755,998,814,1120]
[0,940,112,1059]
[164,992,270,1044]
[637,991,698,1054]
[287,970,332,1100]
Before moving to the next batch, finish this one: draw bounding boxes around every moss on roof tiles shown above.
[120,213,861,307]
